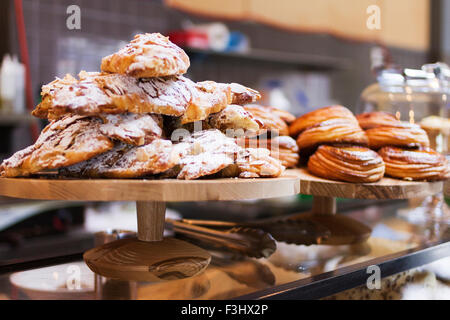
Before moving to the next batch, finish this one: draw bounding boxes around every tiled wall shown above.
[8,0,428,107]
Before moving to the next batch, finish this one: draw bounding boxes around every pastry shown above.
[60,139,179,178]
[99,113,163,146]
[33,72,259,124]
[208,105,261,135]
[365,123,430,149]
[243,105,290,136]
[296,118,368,156]
[236,136,299,168]
[176,130,241,180]
[378,146,448,181]
[0,115,113,177]
[101,33,190,78]
[307,145,385,183]
[356,111,402,130]
[221,148,285,178]
[289,105,358,138]
[227,84,261,106]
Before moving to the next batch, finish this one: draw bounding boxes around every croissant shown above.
[356,111,402,130]
[60,139,179,178]
[0,115,113,178]
[289,105,358,138]
[32,72,259,124]
[101,33,190,78]
[365,123,430,149]
[307,145,385,183]
[378,146,449,181]
[296,118,368,156]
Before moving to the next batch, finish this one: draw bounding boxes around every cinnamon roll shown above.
[365,123,430,150]
[307,145,385,183]
[378,147,449,181]
[356,112,402,130]
[289,105,358,138]
[296,118,368,156]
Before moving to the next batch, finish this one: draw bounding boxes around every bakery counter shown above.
[0,200,448,300]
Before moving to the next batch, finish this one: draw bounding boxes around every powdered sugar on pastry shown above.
[99,113,163,146]
[176,130,241,180]
[101,33,190,78]
[60,139,179,178]
[0,115,113,177]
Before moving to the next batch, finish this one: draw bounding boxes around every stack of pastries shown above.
[0,33,297,180]
[288,106,449,183]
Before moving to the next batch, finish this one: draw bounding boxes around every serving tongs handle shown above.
[165,218,276,258]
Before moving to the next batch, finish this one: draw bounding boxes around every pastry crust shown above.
[236,136,299,168]
[243,105,290,136]
[307,145,385,183]
[356,111,402,130]
[208,105,260,135]
[378,147,448,181]
[296,118,368,155]
[101,33,190,78]
[99,113,163,146]
[365,124,430,149]
[176,130,241,180]
[289,105,358,138]
[33,72,259,124]
[60,139,179,178]
[0,115,113,177]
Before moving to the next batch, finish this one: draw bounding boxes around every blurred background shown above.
[0,0,449,300]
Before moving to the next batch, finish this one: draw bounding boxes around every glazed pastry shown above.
[243,105,290,136]
[307,145,385,183]
[101,33,190,78]
[176,130,241,180]
[221,148,285,178]
[99,113,163,146]
[289,105,358,138]
[356,111,402,130]
[236,136,299,168]
[378,146,448,181]
[60,139,179,178]
[365,123,430,149]
[0,115,113,177]
[227,84,261,106]
[296,118,368,156]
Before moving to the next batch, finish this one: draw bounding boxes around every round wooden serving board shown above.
[0,173,300,202]
[291,168,443,200]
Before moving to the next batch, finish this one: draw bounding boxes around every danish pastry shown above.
[60,139,179,178]
[99,113,163,146]
[0,115,113,177]
[307,145,385,183]
[236,136,299,168]
[356,111,402,130]
[296,118,368,156]
[101,33,190,78]
[243,105,290,136]
[289,105,358,138]
[365,124,430,149]
[378,146,448,181]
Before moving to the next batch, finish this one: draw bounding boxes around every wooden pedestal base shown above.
[84,201,211,282]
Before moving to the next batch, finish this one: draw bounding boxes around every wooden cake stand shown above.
[285,168,444,245]
[0,173,299,282]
